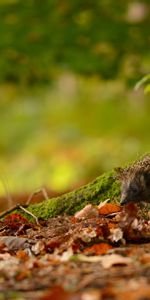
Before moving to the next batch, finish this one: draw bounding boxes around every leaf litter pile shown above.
[0,202,150,300]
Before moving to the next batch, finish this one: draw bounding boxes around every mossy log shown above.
[28,170,121,220]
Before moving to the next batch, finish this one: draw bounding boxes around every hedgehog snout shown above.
[120,193,130,205]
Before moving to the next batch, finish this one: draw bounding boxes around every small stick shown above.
[0,187,49,224]
[0,204,23,219]
[0,203,39,225]
[19,205,40,225]
[26,187,49,205]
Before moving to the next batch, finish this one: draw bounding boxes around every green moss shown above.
[27,170,121,219]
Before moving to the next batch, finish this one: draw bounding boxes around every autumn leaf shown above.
[76,253,132,269]
[98,203,121,215]
[83,243,113,255]
[75,204,99,219]
[38,286,80,300]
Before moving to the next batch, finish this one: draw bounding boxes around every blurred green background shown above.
[0,0,150,200]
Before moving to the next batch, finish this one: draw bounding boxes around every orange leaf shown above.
[16,250,29,261]
[83,243,113,255]
[16,270,30,281]
[38,286,80,300]
[98,203,121,215]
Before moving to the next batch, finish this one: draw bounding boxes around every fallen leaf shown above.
[84,243,113,255]
[117,283,150,300]
[139,253,150,265]
[59,247,74,262]
[16,250,29,261]
[38,286,81,300]
[81,289,101,300]
[98,203,121,215]
[79,227,97,243]
[0,254,19,276]
[32,241,45,255]
[75,204,99,220]
[4,214,29,229]
[0,236,28,251]
[109,228,123,243]
[76,254,132,269]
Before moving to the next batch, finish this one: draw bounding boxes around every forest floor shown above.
[0,202,150,300]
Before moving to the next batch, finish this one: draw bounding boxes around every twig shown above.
[0,203,39,225]
[0,204,23,219]
[0,187,49,225]
[26,187,49,205]
[19,205,40,225]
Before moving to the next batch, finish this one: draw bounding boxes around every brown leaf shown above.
[31,241,45,255]
[38,286,81,300]
[109,228,124,243]
[0,236,29,251]
[75,204,99,220]
[84,243,113,255]
[98,203,121,215]
[76,253,132,269]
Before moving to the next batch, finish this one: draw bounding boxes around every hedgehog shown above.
[116,155,150,205]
